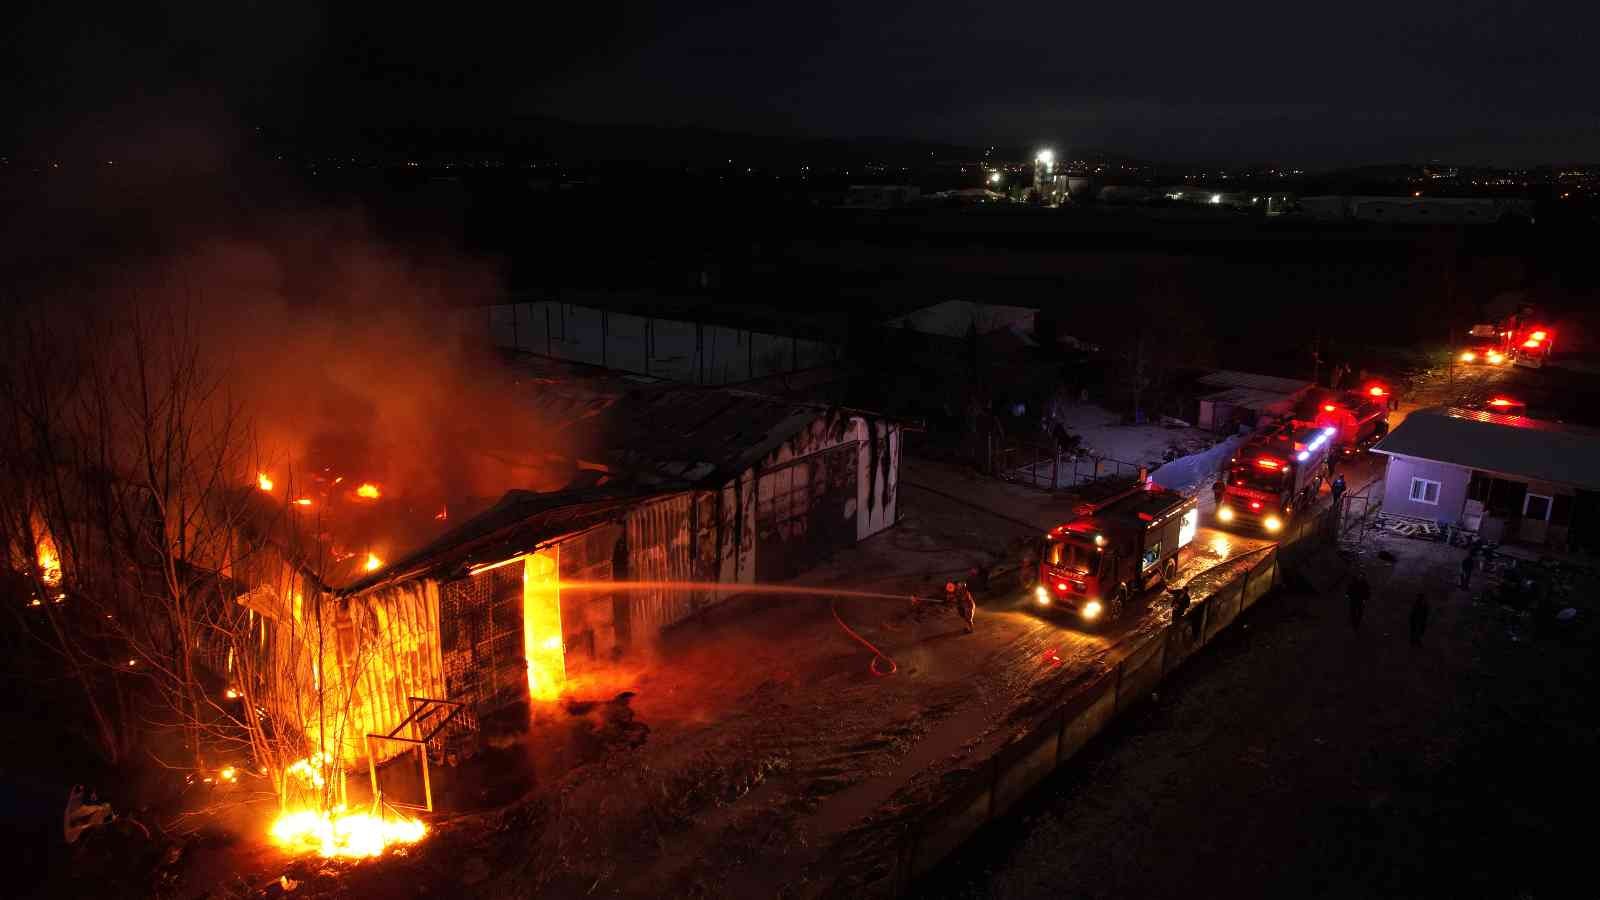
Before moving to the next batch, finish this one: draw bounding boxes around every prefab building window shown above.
[1524,493,1553,522]
[1409,477,1441,505]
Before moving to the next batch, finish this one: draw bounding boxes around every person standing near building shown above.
[1459,552,1476,590]
[1347,571,1370,630]
[947,580,976,633]
[1331,473,1347,507]
[1212,477,1226,511]
[1409,592,1431,647]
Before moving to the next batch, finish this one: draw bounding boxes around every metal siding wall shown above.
[626,493,697,632]
[344,580,447,765]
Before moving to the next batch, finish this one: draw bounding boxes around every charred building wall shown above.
[716,412,900,585]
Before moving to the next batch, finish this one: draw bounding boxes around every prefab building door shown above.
[755,443,859,583]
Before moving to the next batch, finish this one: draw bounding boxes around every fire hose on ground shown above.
[831,597,898,677]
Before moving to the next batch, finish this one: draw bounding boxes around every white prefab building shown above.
[1372,407,1600,551]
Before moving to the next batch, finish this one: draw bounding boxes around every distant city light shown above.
[1210,193,1223,204]
[988,171,1001,184]
[1035,148,1055,166]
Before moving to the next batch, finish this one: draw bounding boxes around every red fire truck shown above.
[1308,388,1390,457]
[1472,302,1555,369]
[1216,420,1336,535]
[1458,323,1509,367]
[1511,324,1555,368]
[1032,479,1199,624]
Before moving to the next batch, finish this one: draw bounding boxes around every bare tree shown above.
[2,301,390,825]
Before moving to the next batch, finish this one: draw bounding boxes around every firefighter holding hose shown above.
[946,580,977,633]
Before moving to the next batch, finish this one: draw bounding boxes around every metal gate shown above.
[439,563,525,722]
[756,443,859,583]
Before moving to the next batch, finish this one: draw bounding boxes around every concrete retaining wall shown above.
[886,507,1334,895]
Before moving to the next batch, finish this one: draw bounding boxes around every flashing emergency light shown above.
[1368,385,1387,397]
[1489,398,1515,407]
[1523,339,1541,348]
[1255,458,1281,470]
[1297,451,1309,461]
[1532,330,1547,341]
[1323,404,1336,412]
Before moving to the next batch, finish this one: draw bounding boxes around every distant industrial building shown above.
[1297,195,1532,224]
[839,185,922,209]
[475,300,840,386]
[1372,406,1600,551]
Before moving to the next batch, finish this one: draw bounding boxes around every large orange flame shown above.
[257,473,275,492]
[363,553,383,573]
[355,483,381,499]
[270,754,426,858]
[270,807,426,859]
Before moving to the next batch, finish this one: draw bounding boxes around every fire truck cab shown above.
[1033,480,1198,624]
[1458,324,1509,366]
[1216,421,1336,535]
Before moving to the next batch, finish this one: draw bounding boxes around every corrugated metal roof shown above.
[341,484,681,595]
[1372,406,1600,491]
[521,374,880,487]
[882,301,1036,338]
[1197,370,1313,396]
[1200,385,1301,413]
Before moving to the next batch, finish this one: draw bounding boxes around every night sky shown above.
[8,0,1599,166]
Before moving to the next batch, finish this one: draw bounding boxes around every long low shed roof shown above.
[1201,386,1302,413]
[1372,407,1600,492]
[1197,370,1312,396]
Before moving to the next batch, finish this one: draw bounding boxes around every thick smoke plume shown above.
[174,217,583,563]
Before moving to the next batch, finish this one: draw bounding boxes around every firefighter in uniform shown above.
[946,580,976,633]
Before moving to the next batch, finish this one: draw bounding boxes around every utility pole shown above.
[1448,325,1455,390]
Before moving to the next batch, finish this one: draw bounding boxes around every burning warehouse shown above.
[267,384,902,767]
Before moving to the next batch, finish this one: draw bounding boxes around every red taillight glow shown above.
[1255,458,1281,469]
[1489,398,1514,407]
[1368,386,1386,397]
[1250,501,1263,510]
[1523,339,1541,348]
[1323,404,1336,412]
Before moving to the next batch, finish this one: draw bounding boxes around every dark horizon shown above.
[9,1,1600,170]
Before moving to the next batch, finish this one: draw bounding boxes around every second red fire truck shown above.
[1216,420,1337,535]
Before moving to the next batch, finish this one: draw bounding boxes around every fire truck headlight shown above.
[1459,351,1475,363]
[1217,505,1235,522]
[1487,351,1504,365]
[1081,600,1104,620]
[1264,515,1283,533]
[1035,586,1051,606]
